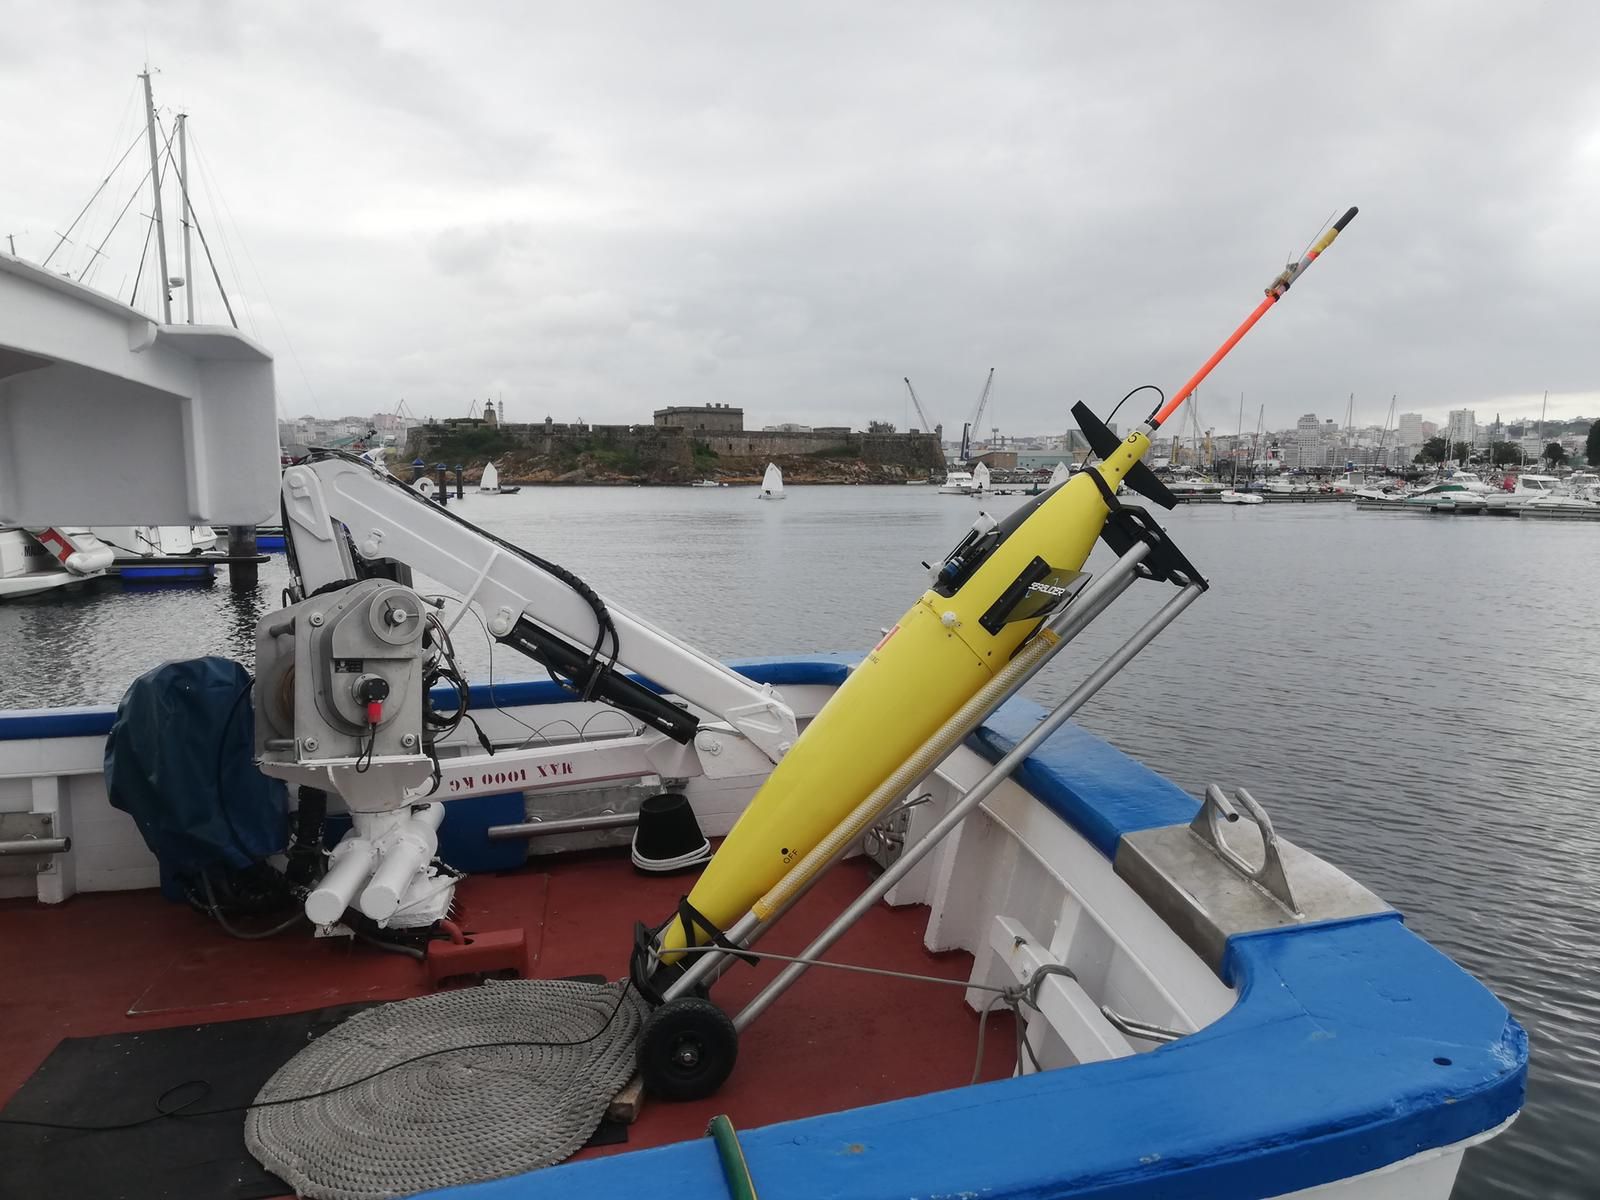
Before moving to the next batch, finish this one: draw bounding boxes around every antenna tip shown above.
[1333,206,1359,231]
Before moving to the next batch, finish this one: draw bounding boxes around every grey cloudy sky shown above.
[5,1,1598,435]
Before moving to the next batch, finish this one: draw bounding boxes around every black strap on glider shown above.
[1071,401,1179,510]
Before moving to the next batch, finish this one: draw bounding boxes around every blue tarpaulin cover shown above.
[104,657,287,878]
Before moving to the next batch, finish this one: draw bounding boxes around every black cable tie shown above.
[1084,466,1124,511]
[675,896,759,968]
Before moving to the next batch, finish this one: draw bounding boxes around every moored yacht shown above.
[1403,481,1489,512]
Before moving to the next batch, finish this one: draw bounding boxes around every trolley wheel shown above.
[638,996,739,1101]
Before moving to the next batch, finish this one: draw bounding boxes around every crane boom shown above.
[902,377,936,434]
[958,367,996,463]
[971,367,995,432]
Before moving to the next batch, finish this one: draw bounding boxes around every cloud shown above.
[4,0,1598,432]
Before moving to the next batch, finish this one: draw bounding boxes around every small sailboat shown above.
[758,462,786,500]
[970,461,991,495]
[477,461,521,495]
[1048,461,1070,489]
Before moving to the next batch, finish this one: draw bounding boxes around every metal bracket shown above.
[1115,781,1391,977]
[0,812,68,875]
[1189,785,1299,915]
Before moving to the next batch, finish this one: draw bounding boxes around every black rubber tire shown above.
[638,996,739,1101]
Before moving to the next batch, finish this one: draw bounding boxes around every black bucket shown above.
[632,792,712,874]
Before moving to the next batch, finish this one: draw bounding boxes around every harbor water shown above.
[2,488,1595,1199]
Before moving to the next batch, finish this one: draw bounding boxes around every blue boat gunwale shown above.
[0,655,1527,1199]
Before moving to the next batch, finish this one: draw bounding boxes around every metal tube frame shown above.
[733,580,1205,1032]
[487,811,640,841]
[0,837,71,857]
[660,539,1153,1003]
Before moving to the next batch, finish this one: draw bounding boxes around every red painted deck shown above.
[0,850,1015,1188]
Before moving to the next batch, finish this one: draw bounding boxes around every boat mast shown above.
[139,68,173,324]
[1234,392,1245,487]
[178,111,194,324]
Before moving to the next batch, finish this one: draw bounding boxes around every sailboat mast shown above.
[139,69,173,324]
[178,112,194,324]
[1234,393,1245,487]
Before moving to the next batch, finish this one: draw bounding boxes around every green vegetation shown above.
[1544,442,1568,468]
[413,423,516,464]
[585,445,643,474]
[1453,441,1471,465]
[691,440,720,471]
[1490,441,1523,466]
[1415,435,1449,464]
[1587,419,1600,466]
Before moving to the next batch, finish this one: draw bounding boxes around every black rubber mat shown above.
[0,1003,377,1200]
[1,986,630,1200]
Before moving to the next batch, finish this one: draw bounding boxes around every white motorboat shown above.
[1165,471,1220,496]
[1443,469,1493,492]
[757,462,786,499]
[1261,477,1317,495]
[0,528,89,599]
[1218,489,1263,505]
[1565,470,1600,501]
[1403,481,1488,513]
[88,525,222,581]
[90,525,220,559]
[938,469,975,494]
[690,479,726,488]
[1484,473,1596,512]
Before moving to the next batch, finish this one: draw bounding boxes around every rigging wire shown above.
[41,132,146,271]
[192,127,329,413]
[78,168,152,288]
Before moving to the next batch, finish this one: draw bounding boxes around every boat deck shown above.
[0,849,1014,1194]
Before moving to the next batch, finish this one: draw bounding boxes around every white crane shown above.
[902,377,938,435]
[958,368,996,463]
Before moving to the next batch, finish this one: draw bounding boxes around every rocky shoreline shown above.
[477,450,938,487]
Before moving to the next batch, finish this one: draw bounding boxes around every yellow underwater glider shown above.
[633,206,1359,1096]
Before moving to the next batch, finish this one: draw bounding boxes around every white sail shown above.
[479,462,500,493]
[1048,461,1070,489]
[759,462,786,499]
[972,462,991,492]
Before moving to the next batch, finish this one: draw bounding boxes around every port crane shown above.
[901,377,940,436]
[957,367,996,463]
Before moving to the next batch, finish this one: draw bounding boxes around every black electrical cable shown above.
[199,873,303,941]
[1107,383,1165,428]
[317,449,624,697]
[0,979,635,1132]
[352,724,378,773]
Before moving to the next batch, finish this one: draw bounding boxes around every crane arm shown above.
[970,368,995,436]
[902,377,936,433]
[279,455,798,765]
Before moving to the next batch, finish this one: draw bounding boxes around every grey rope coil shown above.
[246,979,645,1200]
